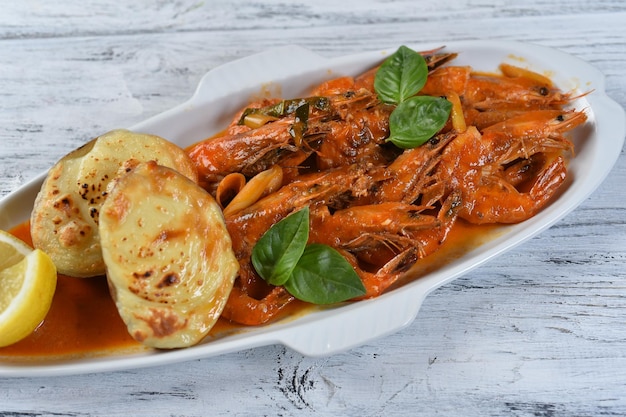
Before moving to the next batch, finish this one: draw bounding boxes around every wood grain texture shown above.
[1,0,626,416]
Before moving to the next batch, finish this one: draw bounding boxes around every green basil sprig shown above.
[251,207,309,286]
[374,45,429,104]
[388,96,453,148]
[251,207,366,304]
[374,45,452,149]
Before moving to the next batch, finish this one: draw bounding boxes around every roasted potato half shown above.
[30,129,198,277]
[99,161,239,349]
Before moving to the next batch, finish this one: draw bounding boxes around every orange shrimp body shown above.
[188,116,319,192]
[464,72,568,111]
[316,103,392,170]
[439,110,586,224]
[311,191,462,298]
[374,131,457,205]
[420,66,471,97]
[459,154,568,224]
[219,164,388,324]
[221,285,294,326]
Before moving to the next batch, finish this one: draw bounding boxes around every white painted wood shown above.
[1,0,625,415]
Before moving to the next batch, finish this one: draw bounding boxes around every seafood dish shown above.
[185,46,586,326]
[0,41,623,377]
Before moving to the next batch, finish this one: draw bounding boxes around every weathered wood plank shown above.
[2,0,624,40]
[1,0,626,416]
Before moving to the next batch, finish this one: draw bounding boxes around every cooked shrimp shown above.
[374,131,457,205]
[308,192,461,298]
[221,282,295,326]
[316,102,393,170]
[188,116,320,192]
[420,66,471,97]
[464,71,570,111]
[185,48,589,326]
[439,110,587,224]
[219,164,388,325]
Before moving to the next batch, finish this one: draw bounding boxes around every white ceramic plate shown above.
[0,40,624,377]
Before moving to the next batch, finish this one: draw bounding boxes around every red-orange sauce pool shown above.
[0,222,140,359]
[0,220,500,362]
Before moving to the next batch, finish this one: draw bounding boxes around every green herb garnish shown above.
[374,45,429,104]
[251,207,366,304]
[289,102,310,146]
[284,244,366,304]
[251,206,309,286]
[238,97,330,126]
[374,45,452,148]
[387,96,452,148]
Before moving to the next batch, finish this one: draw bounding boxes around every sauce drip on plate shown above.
[0,222,139,358]
[0,220,500,360]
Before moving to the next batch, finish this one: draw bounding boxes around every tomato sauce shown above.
[0,219,501,362]
[0,222,140,359]
[392,218,503,290]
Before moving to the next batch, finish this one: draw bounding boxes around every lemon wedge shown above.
[0,229,57,347]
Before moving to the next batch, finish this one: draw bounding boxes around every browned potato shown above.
[99,161,239,348]
[30,129,198,277]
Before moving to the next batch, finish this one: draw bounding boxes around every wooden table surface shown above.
[1,1,625,415]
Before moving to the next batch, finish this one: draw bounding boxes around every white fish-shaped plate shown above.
[0,40,624,377]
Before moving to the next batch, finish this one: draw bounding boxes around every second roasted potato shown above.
[100,161,239,348]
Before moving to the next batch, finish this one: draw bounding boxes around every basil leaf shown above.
[251,207,309,286]
[374,45,428,104]
[387,96,452,149]
[284,244,366,304]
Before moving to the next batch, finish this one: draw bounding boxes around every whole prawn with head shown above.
[187,46,588,327]
[219,166,461,325]
[439,109,586,224]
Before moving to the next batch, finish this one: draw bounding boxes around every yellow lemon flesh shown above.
[0,230,57,347]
